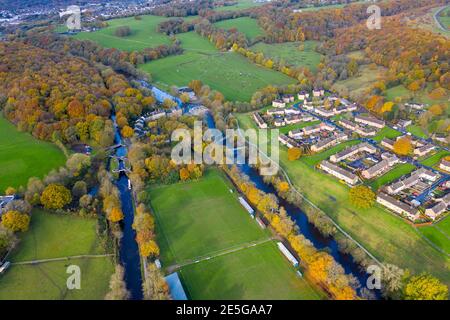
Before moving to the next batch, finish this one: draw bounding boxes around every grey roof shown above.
[377,193,419,216]
[321,161,358,181]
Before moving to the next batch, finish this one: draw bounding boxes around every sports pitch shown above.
[147,169,322,299]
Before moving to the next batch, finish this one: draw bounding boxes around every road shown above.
[433,5,449,33]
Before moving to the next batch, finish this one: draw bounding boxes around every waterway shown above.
[204,111,380,298]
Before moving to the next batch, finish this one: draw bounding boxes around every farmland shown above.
[235,111,450,287]
[250,41,323,72]
[74,15,175,51]
[0,116,66,193]
[0,210,114,300]
[139,32,296,101]
[213,0,264,12]
[146,169,322,299]
[214,17,263,40]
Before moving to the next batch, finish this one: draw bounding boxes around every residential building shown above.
[284,107,301,115]
[354,114,385,128]
[282,95,295,103]
[414,144,435,157]
[311,133,348,152]
[314,107,335,118]
[253,113,267,129]
[440,159,450,172]
[297,91,309,100]
[272,99,286,108]
[279,134,301,149]
[274,118,286,127]
[320,160,359,185]
[267,108,285,116]
[362,160,391,179]
[381,138,395,150]
[329,143,377,163]
[425,193,450,220]
[386,168,440,194]
[377,193,420,221]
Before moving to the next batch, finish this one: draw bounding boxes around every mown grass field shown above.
[406,125,428,139]
[235,111,450,287]
[0,116,66,193]
[139,32,295,101]
[250,41,323,72]
[74,15,174,51]
[0,210,114,300]
[214,17,263,40]
[368,163,416,191]
[372,126,402,142]
[147,169,322,299]
[179,241,321,300]
[420,150,450,167]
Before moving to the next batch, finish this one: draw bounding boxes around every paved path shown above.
[11,254,114,266]
[433,5,449,32]
[166,237,275,273]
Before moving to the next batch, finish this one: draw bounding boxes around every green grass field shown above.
[372,126,402,142]
[0,116,66,193]
[214,17,263,40]
[139,32,296,101]
[250,41,323,72]
[368,163,416,191]
[179,241,320,300]
[417,223,450,255]
[147,169,322,299]
[438,6,450,29]
[74,15,174,51]
[214,0,264,12]
[406,125,428,139]
[236,111,450,287]
[420,150,450,167]
[0,210,114,300]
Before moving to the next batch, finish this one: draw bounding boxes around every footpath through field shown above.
[166,237,276,273]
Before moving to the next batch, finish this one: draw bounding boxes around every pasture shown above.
[147,169,322,299]
[0,116,66,193]
[214,17,263,40]
[139,32,296,101]
[74,15,175,51]
[214,0,264,12]
[0,209,114,300]
[250,41,323,72]
[236,111,450,287]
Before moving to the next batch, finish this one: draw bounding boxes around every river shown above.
[203,111,380,298]
[121,81,380,299]
[111,113,143,300]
